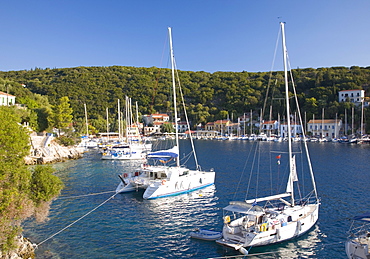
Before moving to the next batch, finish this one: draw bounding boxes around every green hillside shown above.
[1,65,370,133]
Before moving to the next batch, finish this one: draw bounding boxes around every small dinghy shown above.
[189,229,222,241]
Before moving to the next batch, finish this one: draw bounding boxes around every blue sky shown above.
[0,1,369,73]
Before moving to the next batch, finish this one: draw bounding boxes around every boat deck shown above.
[355,235,370,253]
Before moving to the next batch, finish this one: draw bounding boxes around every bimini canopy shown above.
[223,201,264,215]
[353,213,370,222]
[147,146,179,161]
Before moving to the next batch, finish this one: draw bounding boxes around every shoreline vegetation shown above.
[1,65,370,137]
[0,106,68,258]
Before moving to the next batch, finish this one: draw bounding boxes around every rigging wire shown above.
[287,52,319,201]
[244,141,260,201]
[174,59,201,170]
[232,140,255,201]
[260,25,282,131]
[150,33,168,112]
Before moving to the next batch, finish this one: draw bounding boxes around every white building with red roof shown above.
[0,91,15,106]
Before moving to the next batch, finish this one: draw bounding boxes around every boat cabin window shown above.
[180,170,189,176]
[257,216,263,224]
[160,173,166,178]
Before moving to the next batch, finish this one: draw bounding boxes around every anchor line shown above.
[35,192,119,248]
[57,190,116,199]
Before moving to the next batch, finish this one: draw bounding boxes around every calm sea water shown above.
[23,140,370,258]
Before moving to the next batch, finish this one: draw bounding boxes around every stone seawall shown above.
[25,135,84,165]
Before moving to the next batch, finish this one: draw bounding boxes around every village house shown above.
[0,91,16,106]
[205,121,215,131]
[142,113,189,135]
[177,121,189,133]
[214,119,231,135]
[307,119,342,139]
[261,120,279,136]
[338,89,365,105]
[280,122,302,138]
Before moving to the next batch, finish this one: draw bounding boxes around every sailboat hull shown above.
[217,203,319,249]
[143,168,215,199]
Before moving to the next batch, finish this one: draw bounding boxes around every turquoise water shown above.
[23,140,370,258]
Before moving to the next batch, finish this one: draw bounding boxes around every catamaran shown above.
[116,27,215,199]
[216,22,320,254]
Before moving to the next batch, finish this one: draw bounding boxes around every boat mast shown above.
[281,22,295,206]
[361,99,364,137]
[168,27,180,167]
[118,99,121,141]
[321,108,324,139]
[106,107,110,141]
[84,103,89,137]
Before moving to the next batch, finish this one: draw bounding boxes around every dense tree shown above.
[161,122,174,133]
[0,107,63,251]
[53,96,73,136]
[1,65,370,132]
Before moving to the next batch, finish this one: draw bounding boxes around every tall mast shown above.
[118,99,121,141]
[106,107,109,141]
[321,108,324,139]
[84,103,89,137]
[168,27,180,167]
[250,109,252,135]
[281,22,295,206]
[352,107,354,136]
[125,96,129,143]
[361,99,364,136]
[335,113,337,139]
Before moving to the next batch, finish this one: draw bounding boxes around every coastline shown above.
[25,134,84,165]
[3,134,84,258]
[0,236,35,259]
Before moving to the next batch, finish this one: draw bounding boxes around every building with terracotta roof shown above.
[307,119,342,139]
[0,91,15,106]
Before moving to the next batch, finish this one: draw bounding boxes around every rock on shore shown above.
[0,236,35,259]
[25,134,84,165]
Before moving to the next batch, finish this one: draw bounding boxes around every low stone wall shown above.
[25,136,84,165]
[0,236,35,259]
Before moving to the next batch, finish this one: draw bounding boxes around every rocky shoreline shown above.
[4,134,85,258]
[25,134,84,165]
[0,236,35,259]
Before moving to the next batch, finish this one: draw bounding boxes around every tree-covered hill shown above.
[1,65,370,133]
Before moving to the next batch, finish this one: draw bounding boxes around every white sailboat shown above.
[116,27,215,199]
[102,97,151,160]
[216,22,320,254]
[345,212,370,259]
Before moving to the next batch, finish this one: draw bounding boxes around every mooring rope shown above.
[34,191,119,248]
[57,190,116,199]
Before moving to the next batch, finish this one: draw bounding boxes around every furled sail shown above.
[286,155,298,193]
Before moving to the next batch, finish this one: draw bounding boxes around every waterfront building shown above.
[307,119,342,139]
